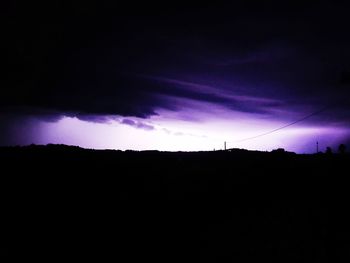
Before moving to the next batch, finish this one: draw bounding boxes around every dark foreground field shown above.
[1,145,350,262]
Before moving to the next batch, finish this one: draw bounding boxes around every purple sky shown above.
[1,98,349,153]
[2,1,350,153]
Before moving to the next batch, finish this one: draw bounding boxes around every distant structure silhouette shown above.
[326,147,333,154]
[338,144,346,154]
[272,148,286,154]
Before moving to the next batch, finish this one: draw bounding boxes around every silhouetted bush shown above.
[338,144,346,154]
[326,147,332,154]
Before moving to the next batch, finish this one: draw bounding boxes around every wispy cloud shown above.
[138,74,283,115]
[121,118,154,131]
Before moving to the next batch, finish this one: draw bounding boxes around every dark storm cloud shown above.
[0,113,41,146]
[2,0,350,124]
[75,115,116,123]
[0,107,65,122]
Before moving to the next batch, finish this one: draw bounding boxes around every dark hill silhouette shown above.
[1,144,350,262]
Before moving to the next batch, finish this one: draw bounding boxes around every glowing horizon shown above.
[7,108,348,154]
[1,83,349,153]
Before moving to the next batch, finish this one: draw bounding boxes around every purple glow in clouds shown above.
[8,98,348,154]
[3,1,350,153]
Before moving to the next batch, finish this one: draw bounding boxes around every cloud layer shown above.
[2,1,350,149]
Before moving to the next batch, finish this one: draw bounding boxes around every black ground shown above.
[1,145,350,262]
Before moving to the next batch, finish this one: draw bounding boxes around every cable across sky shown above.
[230,106,330,144]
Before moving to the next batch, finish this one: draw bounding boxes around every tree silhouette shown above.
[338,144,346,154]
[326,147,332,154]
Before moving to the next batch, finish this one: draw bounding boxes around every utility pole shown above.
[316,141,319,153]
[224,141,226,151]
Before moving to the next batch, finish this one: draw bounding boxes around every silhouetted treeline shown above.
[1,145,350,262]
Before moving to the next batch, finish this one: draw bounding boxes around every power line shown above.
[231,106,330,144]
